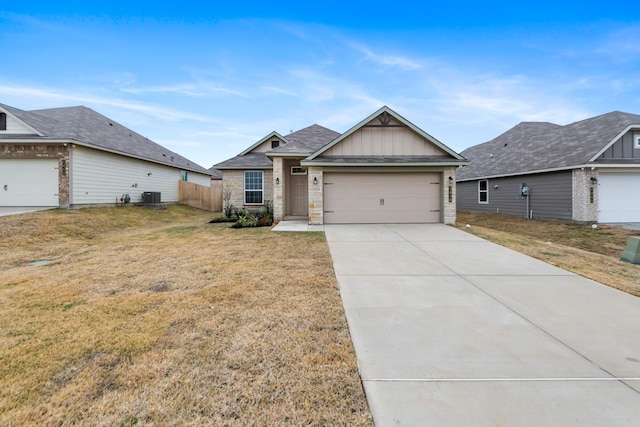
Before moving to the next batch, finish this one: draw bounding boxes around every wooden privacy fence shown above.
[179,180,222,212]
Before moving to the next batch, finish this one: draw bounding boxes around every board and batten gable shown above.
[70,146,210,206]
[457,171,573,220]
[322,116,446,157]
[597,129,640,161]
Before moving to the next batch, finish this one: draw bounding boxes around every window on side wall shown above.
[0,112,6,131]
[180,170,188,181]
[478,179,489,204]
[244,171,263,205]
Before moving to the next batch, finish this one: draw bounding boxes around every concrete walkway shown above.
[324,224,640,426]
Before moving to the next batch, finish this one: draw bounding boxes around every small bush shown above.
[232,200,273,228]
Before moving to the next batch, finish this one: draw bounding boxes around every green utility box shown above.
[620,236,640,264]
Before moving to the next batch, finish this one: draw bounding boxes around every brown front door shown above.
[291,175,308,216]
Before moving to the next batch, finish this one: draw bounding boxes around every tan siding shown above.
[324,127,446,157]
[250,137,284,153]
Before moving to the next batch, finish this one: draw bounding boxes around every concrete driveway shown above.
[325,224,640,426]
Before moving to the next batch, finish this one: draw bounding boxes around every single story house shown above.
[214,106,468,224]
[0,102,212,208]
[456,111,640,223]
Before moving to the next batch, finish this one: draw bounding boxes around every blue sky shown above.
[2,1,639,168]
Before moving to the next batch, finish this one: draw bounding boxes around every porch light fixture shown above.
[275,177,280,185]
[448,176,453,184]
[590,177,598,184]
[313,176,318,185]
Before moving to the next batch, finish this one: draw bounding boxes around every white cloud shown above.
[352,44,423,71]
[0,83,214,122]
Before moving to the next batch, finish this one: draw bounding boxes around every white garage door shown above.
[598,172,640,222]
[0,159,59,206]
[323,172,441,224]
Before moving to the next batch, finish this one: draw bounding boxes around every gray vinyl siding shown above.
[70,146,210,205]
[597,130,640,160]
[457,171,573,220]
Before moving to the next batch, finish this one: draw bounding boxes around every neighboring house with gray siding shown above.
[215,106,468,225]
[457,111,640,223]
[0,102,212,208]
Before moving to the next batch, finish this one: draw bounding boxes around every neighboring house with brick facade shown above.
[457,111,640,223]
[0,102,211,208]
[214,106,468,225]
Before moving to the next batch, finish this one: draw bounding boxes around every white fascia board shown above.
[265,152,311,158]
[589,124,640,162]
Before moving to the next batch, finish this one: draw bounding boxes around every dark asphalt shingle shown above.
[0,103,210,174]
[458,111,640,180]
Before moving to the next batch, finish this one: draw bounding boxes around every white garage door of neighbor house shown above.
[323,172,441,224]
[598,172,640,223]
[0,159,59,207]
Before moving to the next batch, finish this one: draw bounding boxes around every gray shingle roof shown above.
[457,111,640,180]
[269,124,340,155]
[214,152,273,169]
[208,168,223,179]
[0,103,210,174]
[215,123,341,168]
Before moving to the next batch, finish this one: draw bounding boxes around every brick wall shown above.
[222,169,273,212]
[443,166,456,224]
[308,167,323,224]
[572,169,598,222]
[272,158,284,221]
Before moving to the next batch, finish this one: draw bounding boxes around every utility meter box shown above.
[620,236,640,264]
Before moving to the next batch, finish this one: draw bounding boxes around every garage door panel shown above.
[0,159,59,206]
[324,173,440,224]
[598,172,640,223]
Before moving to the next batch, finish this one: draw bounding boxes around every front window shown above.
[244,171,263,205]
[634,133,640,149]
[271,140,280,148]
[0,112,6,131]
[478,180,489,204]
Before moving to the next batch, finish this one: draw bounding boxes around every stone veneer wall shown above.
[442,166,457,224]
[308,167,323,224]
[0,143,70,207]
[272,158,284,221]
[572,168,598,222]
[222,169,273,211]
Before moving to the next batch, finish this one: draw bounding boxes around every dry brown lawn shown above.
[0,206,372,426]
[455,211,640,297]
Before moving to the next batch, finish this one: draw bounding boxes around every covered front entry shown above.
[0,159,59,206]
[323,172,441,224]
[598,172,640,222]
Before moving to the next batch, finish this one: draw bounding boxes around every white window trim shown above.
[634,133,640,149]
[478,179,489,204]
[291,166,307,175]
[244,171,264,205]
